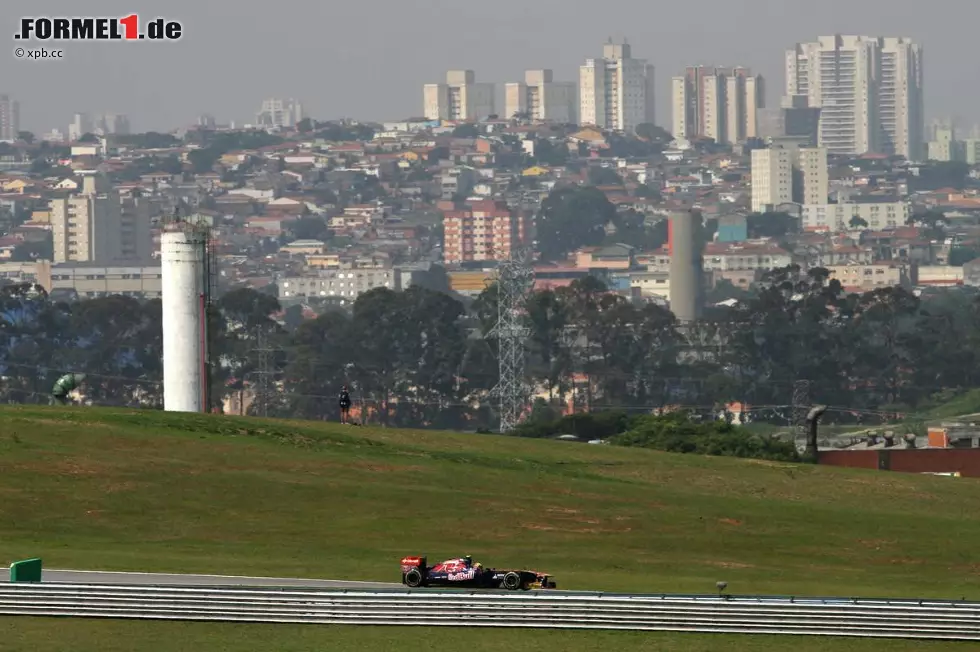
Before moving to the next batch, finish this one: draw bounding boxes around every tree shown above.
[77,133,99,143]
[114,132,180,149]
[10,239,53,262]
[949,247,980,266]
[635,123,673,144]
[17,131,35,144]
[536,186,615,261]
[282,311,354,420]
[849,216,869,229]
[452,124,480,138]
[187,148,221,174]
[288,216,330,241]
[296,118,314,133]
[61,296,163,406]
[588,166,622,186]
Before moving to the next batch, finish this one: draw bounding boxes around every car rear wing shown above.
[400,555,427,574]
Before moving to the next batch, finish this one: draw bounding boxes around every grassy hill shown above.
[1,405,979,651]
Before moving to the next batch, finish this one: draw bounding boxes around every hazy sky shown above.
[5,0,978,133]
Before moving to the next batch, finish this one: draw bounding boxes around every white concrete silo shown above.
[668,211,703,322]
[161,223,208,412]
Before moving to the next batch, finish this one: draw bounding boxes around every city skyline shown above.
[4,0,979,133]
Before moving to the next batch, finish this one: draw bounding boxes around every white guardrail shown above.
[1,584,979,640]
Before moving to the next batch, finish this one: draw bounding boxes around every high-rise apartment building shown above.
[671,67,764,143]
[50,173,150,264]
[0,95,20,141]
[442,200,527,264]
[751,144,828,212]
[255,98,304,129]
[69,113,92,141]
[96,113,131,135]
[423,71,496,122]
[751,148,794,213]
[785,35,924,159]
[797,146,829,206]
[878,37,924,161]
[579,41,656,133]
[504,70,577,123]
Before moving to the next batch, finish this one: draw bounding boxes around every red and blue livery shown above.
[400,555,556,591]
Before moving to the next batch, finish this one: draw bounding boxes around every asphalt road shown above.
[1,569,401,590]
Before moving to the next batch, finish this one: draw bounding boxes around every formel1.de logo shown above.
[14,15,182,41]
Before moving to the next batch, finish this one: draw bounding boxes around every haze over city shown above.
[5,0,980,132]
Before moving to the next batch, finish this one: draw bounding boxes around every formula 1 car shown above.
[400,555,556,590]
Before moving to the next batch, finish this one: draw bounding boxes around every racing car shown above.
[400,555,556,591]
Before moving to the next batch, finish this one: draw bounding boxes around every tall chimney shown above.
[668,211,702,322]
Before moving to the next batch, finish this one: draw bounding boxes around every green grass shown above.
[1,619,976,652]
[2,405,980,650]
[922,388,980,419]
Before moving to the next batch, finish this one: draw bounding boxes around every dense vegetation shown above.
[1,265,978,430]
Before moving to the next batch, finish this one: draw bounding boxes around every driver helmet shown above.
[463,555,472,567]
[474,562,483,571]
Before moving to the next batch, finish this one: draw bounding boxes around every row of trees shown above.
[1,268,979,430]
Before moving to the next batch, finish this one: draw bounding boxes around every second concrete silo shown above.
[668,211,703,322]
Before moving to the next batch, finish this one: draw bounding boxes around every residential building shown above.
[751,143,828,212]
[423,70,495,122]
[701,242,793,272]
[750,148,794,212]
[442,200,527,263]
[68,113,92,141]
[801,201,910,232]
[757,95,821,144]
[50,172,150,264]
[826,262,910,291]
[927,122,963,162]
[671,66,764,143]
[95,113,130,135]
[579,40,656,132]
[964,139,980,165]
[505,70,577,123]
[47,263,163,299]
[278,268,401,303]
[797,146,829,205]
[255,98,303,129]
[878,37,925,161]
[716,215,748,242]
[785,35,924,159]
[0,95,20,141]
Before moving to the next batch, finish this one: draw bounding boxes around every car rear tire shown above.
[502,571,522,591]
[404,568,424,588]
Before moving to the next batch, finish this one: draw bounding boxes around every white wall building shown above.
[279,268,401,303]
[255,98,304,129]
[751,144,828,212]
[505,70,577,123]
[785,35,924,159]
[579,41,656,133]
[0,95,20,141]
[671,67,764,143]
[49,172,150,264]
[423,70,495,122]
[798,146,829,205]
[801,201,910,232]
[750,148,794,212]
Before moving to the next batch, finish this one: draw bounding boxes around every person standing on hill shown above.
[338,385,352,424]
